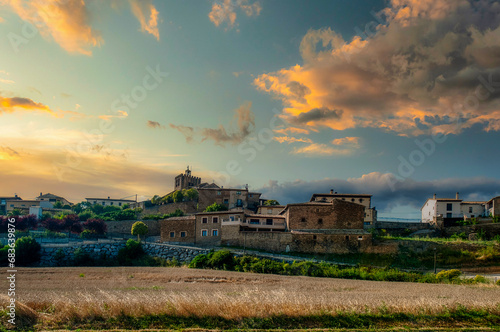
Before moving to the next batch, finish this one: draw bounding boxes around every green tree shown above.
[184,188,199,201]
[15,236,41,265]
[131,221,149,241]
[8,209,23,217]
[151,195,162,205]
[172,190,184,203]
[204,202,228,212]
[264,199,280,206]
[53,201,63,209]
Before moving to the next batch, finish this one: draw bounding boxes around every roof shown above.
[258,205,285,208]
[311,193,372,198]
[246,214,286,219]
[37,193,65,199]
[85,197,136,202]
[291,229,371,235]
[162,216,195,221]
[421,198,462,210]
[0,196,22,201]
[486,196,500,204]
[196,210,246,215]
[197,183,220,189]
[461,201,485,205]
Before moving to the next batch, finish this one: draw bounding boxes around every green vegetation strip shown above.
[189,250,499,285]
[4,308,500,330]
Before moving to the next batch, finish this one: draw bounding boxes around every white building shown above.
[310,190,377,226]
[421,193,486,223]
[85,197,136,207]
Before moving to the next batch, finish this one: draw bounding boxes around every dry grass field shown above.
[2,266,500,330]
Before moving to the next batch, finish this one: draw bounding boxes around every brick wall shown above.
[286,200,364,231]
[160,217,195,243]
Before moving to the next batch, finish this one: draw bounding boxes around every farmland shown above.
[2,266,500,330]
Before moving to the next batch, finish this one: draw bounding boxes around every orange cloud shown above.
[209,0,261,30]
[254,0,500,136]
[274,136,312,144]
[129,0,160,40]
[3,0,103,55]
[0,94,53,114]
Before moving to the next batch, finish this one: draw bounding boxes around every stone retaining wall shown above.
[38,241,210,267]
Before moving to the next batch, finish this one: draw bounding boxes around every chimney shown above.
[456,192,459,199]
[330,189,334,194]
[108,196,110,199]
[14,194,17,198]
[40,192,42,196]
[433,194,436,199]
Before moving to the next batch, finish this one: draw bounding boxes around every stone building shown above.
[310,190,377,226]
[160,216,196,244]
[486,196,500,217]
[174,166,201,191]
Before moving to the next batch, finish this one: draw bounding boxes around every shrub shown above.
[15,237,41,265]
[496,279,500,286]
[0,245,9,265]
[473,275,488,283]
[436,269,461,281]
[204,202,228,212]
[78,210,94,221]
[189,253,209,269]
[42,218,65,232]
[207,250,235,270]
[80,230,97,239]
[83,218,107,234]
[117,239,145,265]
[73,248,94,266]
[54,248,66,266]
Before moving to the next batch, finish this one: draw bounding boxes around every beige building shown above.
[257,205,285,215]
[37,193,72,206]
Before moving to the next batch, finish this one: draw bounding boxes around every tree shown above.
[151,195,162,205]
[184,188,199,201]
[15,237,41,265]
[204,202,228,212]
[172,190,184,203]
[264,200,280,206]
[53,201,63,209]
[8,209,23,217]
[131,221,148,241]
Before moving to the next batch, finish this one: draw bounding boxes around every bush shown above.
[83,218,107,234]
[473,275,488,283]
[0,245,9,265]
[73,248,94,266]
[207,250,235,270]
[436,269,462,281]
[54,248,66,266]
[117,239,145,265]
[496,279,500,286]
[15,237,41,265]
[189,253,209,269]
[80,230,97,239]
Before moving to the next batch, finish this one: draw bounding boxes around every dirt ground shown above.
[4,266,500,314]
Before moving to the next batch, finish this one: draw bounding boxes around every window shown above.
[249,194,253,198]
[202,217,208,224]
[223,199,229,204]
[236,191,241,195]
[21,204,25,207]
[301,217,306,222]
[10,204,13,207]
[119,202,122,206]
[213,217,218,223]
[236,199,243,207]
[345,235,349,240]
[249,219,259,224]
[266,218,273,225]
[469,207,473,213]
[446,213,452,218]
[217,191,221,195]
[267,209,272,214]
[360,199,364,203]
[229,215,235,221]
[318,218,323,224]
[363,222,371,226]
[446,203,453,211]
[94,201,97,204]
[169,232,175,238]
[110,202,114,205]
[351,198,355,202]
[358,236,363,240]
[180,232,186,238]
[313,235,317,240]
[201,230,208,236]
[1,199,5,204]
[212,229,218,236]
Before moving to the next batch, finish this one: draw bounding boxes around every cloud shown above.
[129,0,160,40]
[274,136,312,144]
[2,0,160,55]
[332,136,360,148]
[233,71,245,78]
[147,120,165,129]
[274,127,310,135]
[98,110,128,121]
[2,0,103,56]
[0,146,19,160]
[290,136,361,156]
[254,0,500,136]
[0,94,53,114]
[170,101,255,146]
[209,0,261,30]
[257,172,500,212]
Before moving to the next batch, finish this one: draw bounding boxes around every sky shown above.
[1,0,500,219]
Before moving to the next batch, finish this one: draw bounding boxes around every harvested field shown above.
[2,266,500,330]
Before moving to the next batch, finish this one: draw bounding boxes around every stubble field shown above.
[2,266,500,330]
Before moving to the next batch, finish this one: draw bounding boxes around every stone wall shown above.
[443,223,500,238]
[38,242,209,267]
[141,201,199,216]
[106,220,161,235]
[375,221,433,230]
[285,200,364,231]
[160,217,196,243]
